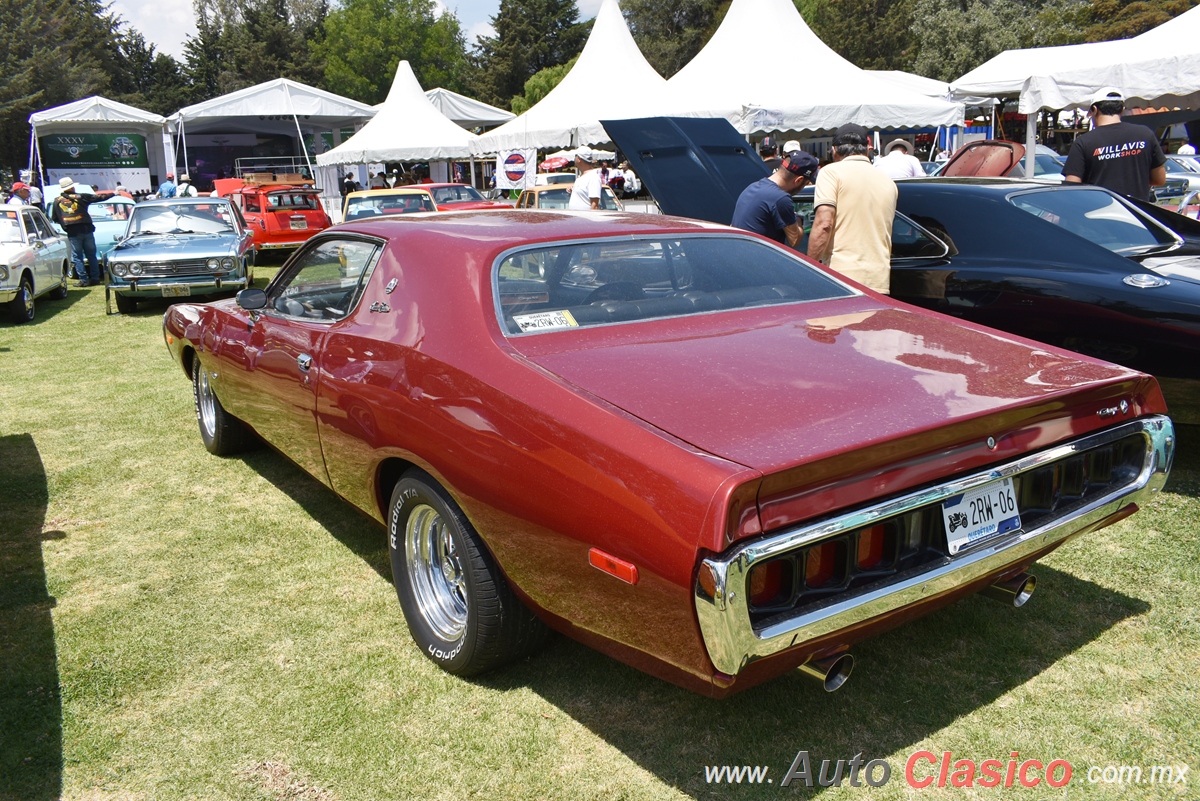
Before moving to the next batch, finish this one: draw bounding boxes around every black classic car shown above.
[604,117,1200,422]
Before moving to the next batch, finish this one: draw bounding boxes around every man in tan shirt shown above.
[807,123,898,294]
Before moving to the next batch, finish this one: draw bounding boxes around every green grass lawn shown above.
[1,280,1197,800]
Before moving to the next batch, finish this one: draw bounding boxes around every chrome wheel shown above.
[195,365,217,438]
[405,503,468,641]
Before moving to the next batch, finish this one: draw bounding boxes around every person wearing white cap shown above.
[568,149,605,210]
[1063,88,1166,201]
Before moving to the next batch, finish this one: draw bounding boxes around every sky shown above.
[111,0,605,63]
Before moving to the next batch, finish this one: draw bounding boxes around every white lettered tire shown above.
[388,472,547,676]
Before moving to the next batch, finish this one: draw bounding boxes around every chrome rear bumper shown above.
[694,416,1174,676]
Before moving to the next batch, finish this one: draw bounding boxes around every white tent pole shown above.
[27,123,36,180]
[181,119,190,180]
[162,124,176,183]
[33,124,47,188]
[284,82,317,179]
[1025,113,1037,178]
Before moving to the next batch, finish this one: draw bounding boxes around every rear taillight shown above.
[748,559,792,606]
[804,541,841,588]
[856,524,885,570]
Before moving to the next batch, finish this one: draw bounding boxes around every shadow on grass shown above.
[238,448,390,579]
[0,434,62,800]
[479,565,1148,799]
[236,447,1153,798]
[0,287,85,328]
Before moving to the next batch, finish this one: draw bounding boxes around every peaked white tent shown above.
[664,0,963,132]
[28,96,173,191]
[473,0,669,154]
[424,88,514,128]
[318,62,480,164]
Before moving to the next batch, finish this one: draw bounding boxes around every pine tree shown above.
[469,0,588,109]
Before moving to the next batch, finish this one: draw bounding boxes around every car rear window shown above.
[1007,188,1178,255]
[495,235,855,334]
[431,185,486,204]
[268,192,321,210]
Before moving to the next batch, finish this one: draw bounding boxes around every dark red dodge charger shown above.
[164,210,1174,696]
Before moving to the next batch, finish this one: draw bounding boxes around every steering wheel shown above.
[584,281,646,304]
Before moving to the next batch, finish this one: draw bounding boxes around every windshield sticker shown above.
[1,210,16,220]
[513,310,579,332]
[1037,209,1060,225]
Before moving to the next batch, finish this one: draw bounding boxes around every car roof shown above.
[138,196,231,206]
[335,208,724,250]
[346,188,433,200]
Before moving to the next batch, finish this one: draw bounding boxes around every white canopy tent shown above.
[472,0,669,154]
[952,5,1200,176]
[953,5,1200,113]
[424,87,515,128]
[170,78,377,179]
[318,62,482,189]
[28,96,173,192]
[663,0,964,134]
[318,62,480,163]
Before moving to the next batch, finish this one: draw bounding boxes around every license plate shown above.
[942,477,1021,555]
[162,285,191,297]
[290,219,307,230]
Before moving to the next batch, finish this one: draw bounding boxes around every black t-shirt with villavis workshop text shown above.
[1063,121,1166,201]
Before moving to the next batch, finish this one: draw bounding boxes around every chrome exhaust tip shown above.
[982,572,1036,608]
[799,652,854,692]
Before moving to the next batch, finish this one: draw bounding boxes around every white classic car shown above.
[0,205,70,323]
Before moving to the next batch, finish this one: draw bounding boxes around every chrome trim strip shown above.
[258,241,307,249]
[694,416,1174,676]
[114,277,250,293]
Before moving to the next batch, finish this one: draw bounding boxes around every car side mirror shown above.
[236,288,267,310]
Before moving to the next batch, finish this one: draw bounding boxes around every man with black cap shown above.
[1063,88,1166,201]
[731,150,819,247]
[807,123,898,294]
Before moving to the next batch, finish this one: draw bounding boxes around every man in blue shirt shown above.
[158,173,177,198]
[731,151,819,247]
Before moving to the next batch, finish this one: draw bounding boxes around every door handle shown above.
[297,353,313,372]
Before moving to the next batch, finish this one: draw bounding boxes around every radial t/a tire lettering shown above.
[192,357,251,456]
[388,471,547,677]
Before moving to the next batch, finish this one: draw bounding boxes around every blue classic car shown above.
[104,197,255,314]
[88,195,137,257]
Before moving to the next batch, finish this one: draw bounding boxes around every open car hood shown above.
[601,117,770,225]
[939,140,1026,177]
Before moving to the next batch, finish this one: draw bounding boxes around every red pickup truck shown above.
[215,179,332,252]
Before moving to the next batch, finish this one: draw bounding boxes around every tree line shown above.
[1,0,1195,175]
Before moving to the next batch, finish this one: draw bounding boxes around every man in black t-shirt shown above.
[1063,88,1166,201]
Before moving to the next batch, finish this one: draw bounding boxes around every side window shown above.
[22,212,38,237]
[244,195,261,213]
[267,238,382,321]
[891,214,952,260]
[30,212,55,240]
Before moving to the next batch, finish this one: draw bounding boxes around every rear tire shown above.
[49,265,68,300]
[192,357,251,455]
[388,472,547,677]
[114,293,137,314]
[8,275,34,323]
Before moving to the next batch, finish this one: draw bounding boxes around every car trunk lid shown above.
[510,297,1155,533]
